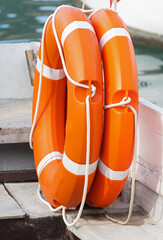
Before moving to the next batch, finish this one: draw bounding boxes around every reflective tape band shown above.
[37,151,62,178]
[62,152,99,176]
[61,21,95,46]
[36,57,65,80]
[98,159,130,181]
[37,151,99,178]
[100,27,131,51]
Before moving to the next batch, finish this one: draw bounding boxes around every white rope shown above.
[82,0,86,10]
[111,0,118,12]
[37,184,63,212]
[104,97,138,225]
[29,5,94,149]
[52,6,96,227]
[30,5,96,227]
[29,14,53,149]
[104,96,131,109]
[52,6,89,90]
[62,95,91,226]
[37,94,92,226]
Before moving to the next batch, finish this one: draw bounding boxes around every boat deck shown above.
[0,181,163,240]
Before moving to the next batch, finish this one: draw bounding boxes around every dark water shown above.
[0,0,163,107]
[0,0,79,43]
[135,43,163,107]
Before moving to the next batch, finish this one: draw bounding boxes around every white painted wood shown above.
[135,181,163,224]
[0,42,39,143]
[0,42,39,99]
[0,184,26,219]
[68,211,163,240]
[5,182,62,218]
[136,97,163,196]
[68,181,163,240]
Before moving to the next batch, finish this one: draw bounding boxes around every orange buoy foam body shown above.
[86,9,138,207]
[32,6,103,208]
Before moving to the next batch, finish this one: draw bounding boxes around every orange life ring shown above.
[32,6,103,208]
[86,9,138,207]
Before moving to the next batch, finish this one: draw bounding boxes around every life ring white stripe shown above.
[37,151,62,178]
[62,152,99,176]
[37,151,99,178]
[98,159,130,181]
[100,27,131,51]
[61,21,95,46]
[36,57,65,80]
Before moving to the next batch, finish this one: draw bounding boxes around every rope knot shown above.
[120,97,131,107]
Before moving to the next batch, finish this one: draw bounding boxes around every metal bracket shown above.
[25,50,37,86]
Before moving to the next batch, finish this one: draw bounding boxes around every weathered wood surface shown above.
[0,170,37,182]
[25,50,37,86]
[0,99,32,143]
[0,142,35,171]
[5,182,61,218]
[0,42,39,144]
[137,97,163,196]
[1,181,163,240]
[0,184,26,219]
[69,182,163,240]
[0,217,78,240]
[69,213,163,240]
[135,181,163,224]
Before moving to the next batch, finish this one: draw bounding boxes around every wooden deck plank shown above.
[68,214,163,240]
[0,184,26,219]
[0,99,32,143]
[0,170,37,182]
[4,182,62,218]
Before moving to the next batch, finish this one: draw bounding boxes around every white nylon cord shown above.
[111,0,118,12]
[29,14,53,149]
[31,14,64,213]
[82,0,86,10]
[30,5,96,227]
[104,97,131,109]
[51,5,96,227]
[30,4,136,226]
[62,95,91,227]
[103,97,138,225]
[37,184,63,212]
[29,5,94,149]
[52,6,89,90]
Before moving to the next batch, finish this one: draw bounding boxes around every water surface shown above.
[0,0,78,42]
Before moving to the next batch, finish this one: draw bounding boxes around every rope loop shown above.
[30,4,137,227]
[104,96,131,110]
[104,97,137,225]
[31,5,95,228]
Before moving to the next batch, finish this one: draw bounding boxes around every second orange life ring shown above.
[31,6,103,208]
[86,9,138,207]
